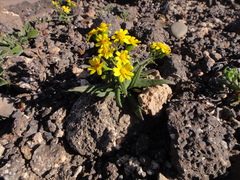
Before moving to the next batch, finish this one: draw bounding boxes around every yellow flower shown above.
[62,6,71,13]
[111,29,130,45]
[150,42,171,55]
[67,0,76,7]
[98,47,115,59]
[114,50,130,64]
[87,28,98,41]
[88,57,106,75]
[71,2,77,7]
[97,23,111,33]
[113,62,134,82]
[52,1,58,6]
[95,34,112,48]
[127,36,141,46]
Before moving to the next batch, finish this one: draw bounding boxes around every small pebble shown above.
[0,94,14,118]
[170,21,188,39]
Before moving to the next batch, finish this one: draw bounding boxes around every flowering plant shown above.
[70,23,174,119]
[52,0,77,22]
[219,66,240,101]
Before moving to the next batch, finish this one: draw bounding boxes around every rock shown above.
[0,5,23,33]
[0,144,5,157]
[132,20,169,44]
[103,162,119,179]
[124,157,146,178]
[158,173,170,180]
[201,51,216,73]
[166,101,236,180]
[159,54,188,82]
[30,143,69,176]
[66,95,132,156]
[0,153,26,180]
[0,94,14,118]
[138,84,172,117]
[20,146,32,160]
[135,134,151,155]
[12,112,31,136]
[169,21,188,39]
[138,70,172,117]
[3,56,46,91]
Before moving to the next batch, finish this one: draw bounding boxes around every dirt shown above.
[0,0,240,179]
[0,0,40,7]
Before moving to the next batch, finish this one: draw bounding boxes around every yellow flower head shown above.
[88,57,106,75]
[127,36,141,46]
[67,0,77,7]
[87,28,98,41]
[113,62,134,82]
[150,42,171,55]
[52,1,58,6]
[111,29,130,45]
[114,50,130,64]
[62,5,71,13]
[98,47,115,59]
[97,23,111,33]
[95,34,112,48]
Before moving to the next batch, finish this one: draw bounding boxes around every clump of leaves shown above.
[0,66,8,87]
[69,23,174,119]
[0,23,39,62]
[219,66,240,101]
[119,10,130,21]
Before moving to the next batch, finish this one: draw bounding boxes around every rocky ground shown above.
[0,0,240,179]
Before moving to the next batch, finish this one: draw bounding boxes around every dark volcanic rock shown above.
[166,101,236,180]
[66,95,132,156]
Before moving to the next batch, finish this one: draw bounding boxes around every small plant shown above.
[0,66,8,87]
[0,23,39,62]
[69,23,174,119]
[119,10,130,21]
[52,0,77,23]
[96,4,115,17]
[219,66,240,101]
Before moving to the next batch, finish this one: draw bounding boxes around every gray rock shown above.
[0,5,23,33]
[170,21,188,39]
[132,20,169,44]
[66,95,132,156]
[0,94,14,118]
[159,54,188,82]
[30,144,69,176]
[0,153,26,180]
[166,101,236,180]
[12,112,31,136]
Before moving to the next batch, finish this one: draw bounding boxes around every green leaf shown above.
[133,78,175,88]
[0,77,8,87]
[94,89,115,98]
[69,84,115,98]
[19,37,28,44]
[127,93,144,120]
[115,85,123,107]
[24,23,30,32]
[128,65,144,90]
[0,66,4,74]
[68,85,95,93]
[27,30,39,39]
[11,46,23,55]
[0,47,11,56]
